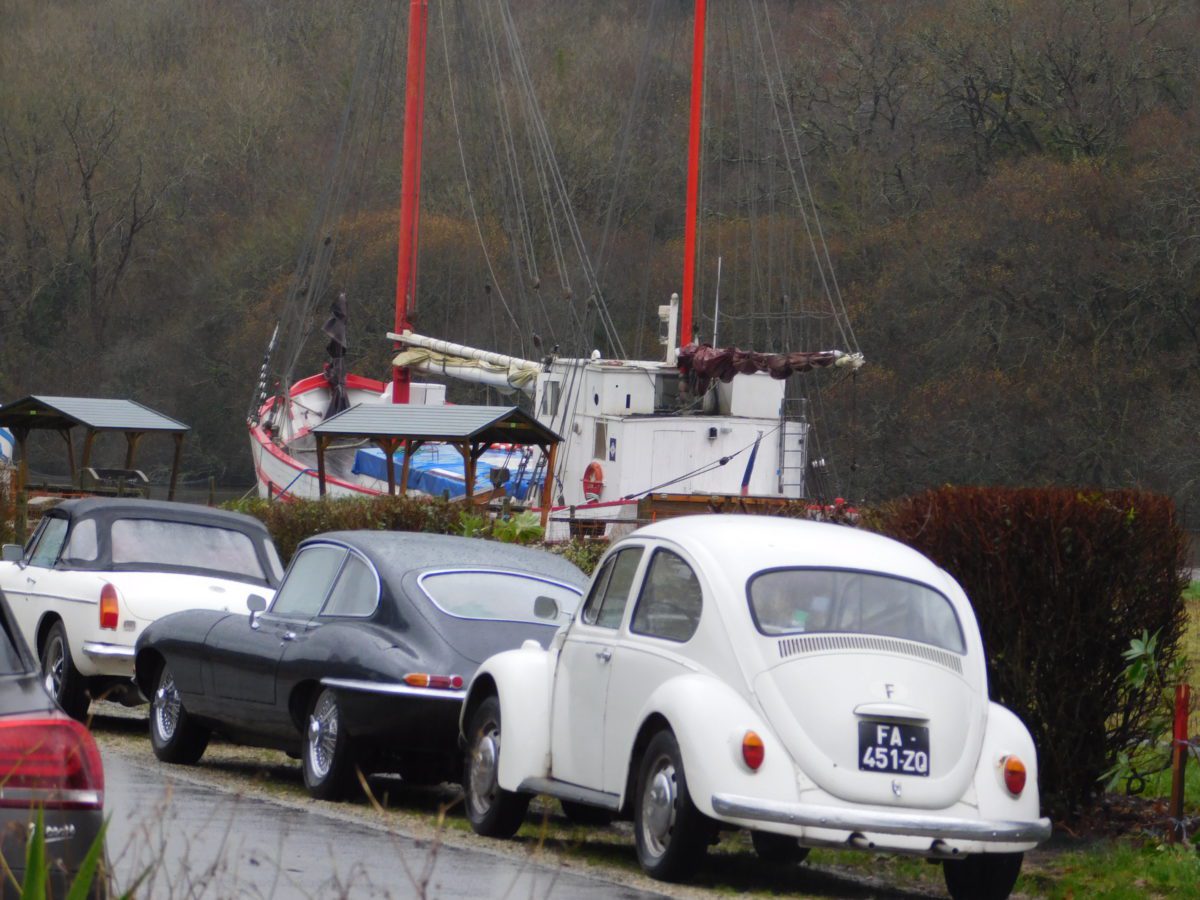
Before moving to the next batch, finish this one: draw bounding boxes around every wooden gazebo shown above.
[0,395,190,502]
[311,404,561,527]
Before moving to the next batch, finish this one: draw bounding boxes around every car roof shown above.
[299,531,588,588]
[49,497,270,533]
[626,515,949,587]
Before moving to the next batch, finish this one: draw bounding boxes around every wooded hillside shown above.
[1,0,1196,521]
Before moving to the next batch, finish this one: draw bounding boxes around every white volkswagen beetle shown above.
[460,515,1050,899]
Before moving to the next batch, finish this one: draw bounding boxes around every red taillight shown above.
[0,717,104,809]
[99,583,119,630]
[1001,755,1027,796]
[403,673,464,690]
[742,731,765,771]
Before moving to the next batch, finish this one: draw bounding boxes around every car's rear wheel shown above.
[149,662,210,764]
[303,688,357,800]
[634,730,708,881]
[463,695,529,838]
[943,852,1024,900]
[750,830,810,865]
[40,622,89,721]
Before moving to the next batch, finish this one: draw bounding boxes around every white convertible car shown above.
[1,498,282,719]
[461,515,1050,899]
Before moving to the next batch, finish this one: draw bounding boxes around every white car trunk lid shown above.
[117,573,273,623]
[752,639,983,808]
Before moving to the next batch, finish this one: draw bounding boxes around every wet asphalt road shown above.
[101,746,661,900]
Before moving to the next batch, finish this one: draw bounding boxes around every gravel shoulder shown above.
[91,706,964,899]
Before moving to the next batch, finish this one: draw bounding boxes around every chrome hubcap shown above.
[641,757,677,857]
[153,672,181,741]
[468,729,499,816]
[42,638,64,699]
[307,693,339,780]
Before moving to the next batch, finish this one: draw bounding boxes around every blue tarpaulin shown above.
[351,444,542,500]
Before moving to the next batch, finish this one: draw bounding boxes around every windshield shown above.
[111,519,269,583]
[748,569,965,654]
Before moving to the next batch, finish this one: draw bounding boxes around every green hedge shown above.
[869,486,1190,818]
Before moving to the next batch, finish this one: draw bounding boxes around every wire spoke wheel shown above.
[307,690,341,782]
[152,670,182,742]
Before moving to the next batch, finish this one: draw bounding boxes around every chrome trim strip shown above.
[710,793,1052,843]
[0,788,102,808]
[319,677,466,700]
[81,642,135,660]
[517,777,622,811]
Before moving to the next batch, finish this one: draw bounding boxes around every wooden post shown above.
[539,441,558,530]
[124,432,143,469]
[377,438,400,496]
[14,428,29,544]
[399,439,423,497]
[168,433,184,501]
[1168,683,1191,844]
[61,428,77,484]
[457,442,476,500]
[316,434,328,498]
[80,429,97,478]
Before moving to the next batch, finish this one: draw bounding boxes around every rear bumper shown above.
[81,642,135,660]
[711,793,1052,844]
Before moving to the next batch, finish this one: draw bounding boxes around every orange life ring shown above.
[582,461,604,500]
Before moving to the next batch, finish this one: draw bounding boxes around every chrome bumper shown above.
[711,793,1052,844]
[80,642,135,660]
[320,677,466,701]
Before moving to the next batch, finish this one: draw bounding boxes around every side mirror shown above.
[247,594,268,628]
[533,595,559,621]
[1,545,22,563]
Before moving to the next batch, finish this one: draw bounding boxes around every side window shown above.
[631,549,703,643]
[271,546,345,619]
[28,518,69,568]
[321,553,379,618]
[580,547,643,629]
[62,519,98,564]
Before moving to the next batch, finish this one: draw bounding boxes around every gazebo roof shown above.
[311,404,560,446]
[0,396,189,433]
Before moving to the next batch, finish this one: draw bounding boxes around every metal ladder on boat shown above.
[777,398,809,498]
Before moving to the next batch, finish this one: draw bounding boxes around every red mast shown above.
[393,0,430,403]
[680,0,708,350]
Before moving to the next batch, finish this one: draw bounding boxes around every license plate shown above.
[858,721,930,776]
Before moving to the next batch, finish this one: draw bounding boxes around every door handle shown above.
[281,631,297,643]
[595,647,612,663]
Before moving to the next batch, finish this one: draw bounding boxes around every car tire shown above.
[40,622,89,721]
[561,799,615,827]
[943,852,1024,900]
[463,695,530,838]
[303,688,357,800]
[149,662,210,764]
[634,730,709,881]
[750,830,810,865]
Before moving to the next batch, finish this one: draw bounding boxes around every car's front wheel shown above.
[634,730,709,881]
[943,852,1024,900]
[149,662,210,764]
[463,695,529,838]
[40,622,89,721]
[303,688,357,800]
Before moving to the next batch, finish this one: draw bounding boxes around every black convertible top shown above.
[47,497,269,533]
[304,531,587,589]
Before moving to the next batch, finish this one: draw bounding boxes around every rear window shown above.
[110,519,268,582]
[419,570,581,626]
[748,569,965,654]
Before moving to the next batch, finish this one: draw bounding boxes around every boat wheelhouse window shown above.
[111,519,269,582]
[62,518,99,564]
[273,546,345,618]
[321,553,378,618]
[419,570,580,625]
[593,422,607,460]
[540,378,561,417]
[654,372,681,411]
[581,547,643,629]
[748,569,965,654]
[28,518,68,568]
[631,549,702,643]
